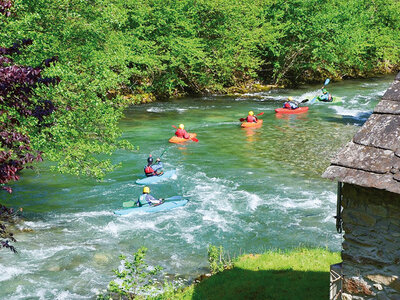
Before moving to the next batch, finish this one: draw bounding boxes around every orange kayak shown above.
[169,133,197,144]
[241,119,263,128]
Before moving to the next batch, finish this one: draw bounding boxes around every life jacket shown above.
[144,165,155,177]
[284,101,298,109]
[175,129,189,139]
[137,194,149,207]
[319,94,332,102]
[246,116,257,123]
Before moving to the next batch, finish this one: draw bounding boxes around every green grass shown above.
[156,248,340,300]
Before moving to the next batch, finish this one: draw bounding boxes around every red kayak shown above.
[275,107,309,114]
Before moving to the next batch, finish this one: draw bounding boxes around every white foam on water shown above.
[23,220,54,229]
[146,107,188,113]
[198,209,229,231]
[0,265,30,281]
[10,286,89,300]
[238,190,263,211]
[323,214,336,223]
[331,105,370,118]
[97,207,193,237]
[298,90,319,101]
[67,210,114,218]
[361,82,380,87]
[25,245,90,261]
[181,232,195,244]
[170,254,183,268]
[55,290,88,300]
[102,221,120,237]
[281,195,322,210]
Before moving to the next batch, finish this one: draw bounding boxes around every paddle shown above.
[239,112,264,122]
[171,125,199,142]
[310,78,330,104]
[162,195,184,202]
[122,195,184,208]
[159,149,166,158]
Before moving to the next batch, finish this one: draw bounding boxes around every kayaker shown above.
[144,155,164,177]
[175,124,190,139]
[318,88,332,102]
[137,186,163,207]
[283,97,299,109]
[246,111,258,123]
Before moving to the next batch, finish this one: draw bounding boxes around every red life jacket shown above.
[144,165,155,176]
[175,129,189,139]
[246,116,257,123]
[284,102,291,109]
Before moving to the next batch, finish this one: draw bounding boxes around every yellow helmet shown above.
[248,111,254,116]
[288,96,293,101]
[143,186,150,194]
[179,124,184,129]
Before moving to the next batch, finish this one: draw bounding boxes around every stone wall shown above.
[341,183,400,299]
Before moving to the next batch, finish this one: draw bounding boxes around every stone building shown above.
[323,72,400,300]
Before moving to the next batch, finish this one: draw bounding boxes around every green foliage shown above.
[207,245,233,275]
[98,247,164,299]
[0,0,136,179]
[260,0,400,83]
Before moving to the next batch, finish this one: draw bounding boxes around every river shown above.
[0,75,394,299]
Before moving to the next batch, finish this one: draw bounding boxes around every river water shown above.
[0,76,394,299]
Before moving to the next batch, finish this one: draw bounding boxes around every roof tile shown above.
[374,100,400,115]
[353,114,400,151]
[382,81,400,101]
[330,142,394,174]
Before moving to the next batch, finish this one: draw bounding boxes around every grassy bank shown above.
[157,248,340,300]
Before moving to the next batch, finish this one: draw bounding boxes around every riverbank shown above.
[118,81,282,105]
[154,248,340,300]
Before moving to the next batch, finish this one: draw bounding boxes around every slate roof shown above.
[323,72,400,194]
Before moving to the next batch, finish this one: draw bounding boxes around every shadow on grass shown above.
[190,267,329,300]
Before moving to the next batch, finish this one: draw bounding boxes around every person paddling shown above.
[318,88,333,102]
[144,154,164,177]
[283,96,299,109]
[137,186,163,207]
[175,124,190,139]
[245,111,258,123]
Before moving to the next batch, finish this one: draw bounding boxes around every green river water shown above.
[0,76,394,299]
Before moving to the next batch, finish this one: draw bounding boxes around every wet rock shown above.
[93,253,110,264]
[47,265,61,272]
